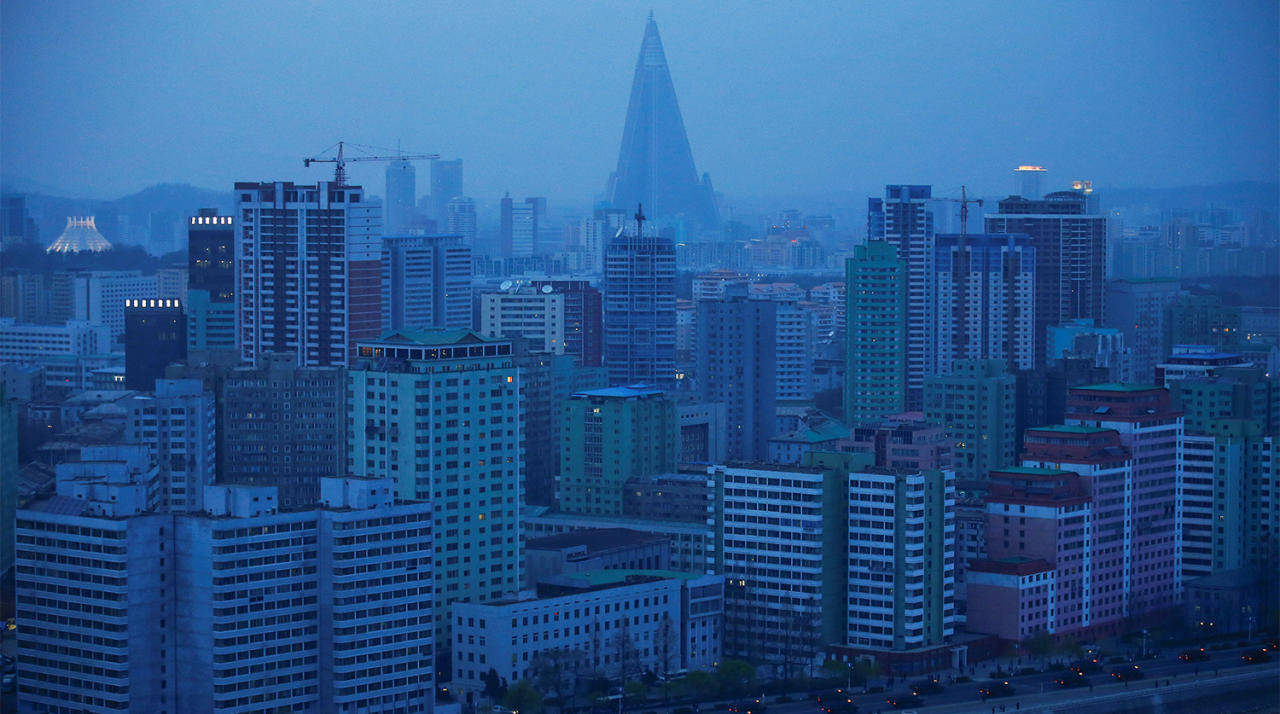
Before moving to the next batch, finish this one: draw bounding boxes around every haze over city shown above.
[3,1,1277,202]
[0,2,1277,713]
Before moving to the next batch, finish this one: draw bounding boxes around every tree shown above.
[682,670,719,702]
[853,657,881,685]
[503,680,544,714]
[1029,630,1056,663]
[482,667,508,701]
[819,659,851,684]
[716,659,755,696]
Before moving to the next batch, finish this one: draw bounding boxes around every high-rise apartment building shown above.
[844,241,907,424]
[430,158,463,222]
[72,270,159,341]
[222,352,346,508]
[924,359,1017,486]
[603,227,677,388]
[381,234,472,333]
[480,286,565,354]
[986,192,1107,364]
[234,180,381,366]
[560,386,678,516]
[716,463,837,670]
[933,233,1036,373]
[1105,279,1182,384]
[530,279,603,368]
[347,330,522,646]
[124,298,187,390]
[16,465,435,714]
[696,290,776,461]
[0,385,16,582]
[444,196,477,243]
[514,350,608,507]
[186,210,236,352]
[1013,165,1046,198]
[868,185,934,409]
[1062,385,1184,613]
[499,195,538,258]
[846,466,956,652]
[125,378,215,513]
[385,158,417,234]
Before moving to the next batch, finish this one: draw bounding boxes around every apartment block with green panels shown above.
[559,385,678,516]
[844,241,907,425]
[347,330,523,646]
[924,359,1017,486]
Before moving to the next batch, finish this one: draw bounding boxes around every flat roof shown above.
[1027,424,1112,434]
[1076,383,1162,392]
[995,466,1073,476]
[526,527,668,553]
[573,385,666,399]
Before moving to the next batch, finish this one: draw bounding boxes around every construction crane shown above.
[303,141,439,184]
[934,185,984,241]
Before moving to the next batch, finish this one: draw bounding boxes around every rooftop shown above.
[526,527,668,554]
[573,385,666,399]
[995,466,1074,476]
[1026,424,1113,434]
[1076,383,1162,392]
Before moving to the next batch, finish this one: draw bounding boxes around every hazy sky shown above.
[3,1,1276,205]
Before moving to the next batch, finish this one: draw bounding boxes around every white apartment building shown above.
[72,270,159,341]
[451,570,722,697]
[16,463,434,714]
[479,287,566,354]
[847,468,956,651]
[0,318,118,391]
[125,378,216,513]
[715,463,829,667]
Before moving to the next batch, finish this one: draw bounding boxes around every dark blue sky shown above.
[2,1,1276,205]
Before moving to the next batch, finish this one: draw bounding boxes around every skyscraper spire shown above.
[606,16,719,230]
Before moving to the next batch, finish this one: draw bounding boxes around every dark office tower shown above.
[696,287,777,461]
[187,209,235,353]
[603,227,677,388]
[530,279,603,367]
[124,298,187,390]
[868,185,934,410]
[430,158,463,221]
[605,15,719,229]
[222,352,346,508]
[1,194,39,246]
[986,191,1107,365]
[384,158,416,235]
[234,181,381,366]
[381,234,472,332]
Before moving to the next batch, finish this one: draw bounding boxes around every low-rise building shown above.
[451,570,722,698]
[525,528,672,585]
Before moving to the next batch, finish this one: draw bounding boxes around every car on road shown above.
[812,689,853,705]
[909,677,944,695]
[1054,671,1090,688]
[978,680,1015,698]
[1069,657,1102,674]
[1111,664,1145,681]
[886,693,922,709]
[818,703,859,714]
[1240,648,1272,664]
[1178,647,1209,662]
[727,698,767,713]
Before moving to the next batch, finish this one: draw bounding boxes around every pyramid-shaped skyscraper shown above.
[606,15,719,230]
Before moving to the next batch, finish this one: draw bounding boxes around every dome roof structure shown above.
[47,216,112,254]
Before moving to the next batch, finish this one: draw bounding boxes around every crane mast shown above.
[303,141,440,184]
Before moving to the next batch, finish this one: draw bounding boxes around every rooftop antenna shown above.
[634,203,646,238]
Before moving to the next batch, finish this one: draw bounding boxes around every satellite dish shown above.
[541,284,553,294]
[499,280,513,291]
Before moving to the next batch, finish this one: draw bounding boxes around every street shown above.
[714,643,1279,714]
